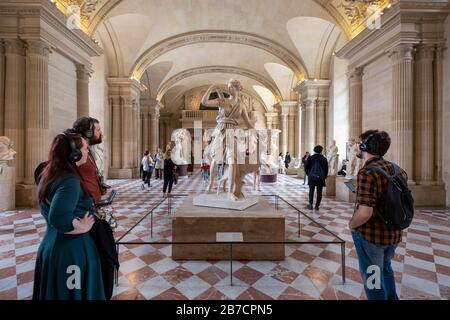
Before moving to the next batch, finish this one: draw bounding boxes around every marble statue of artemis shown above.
[201,79,256,200]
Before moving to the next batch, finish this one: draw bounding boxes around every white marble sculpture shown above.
[198,79,258,202]
[347,138,363,178]
[0,136,17,174]
[171,129,191,165]
[326,140,339,176]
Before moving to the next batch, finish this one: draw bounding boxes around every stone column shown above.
[280,113,288,155]
[16,40,51,206]
[295,103,301,158]
[435,45,444,185]
[414,44,435,185]
[76,64,90,118]
[266,115,273,130]
[390,44,415,180]
[149,104,161,155]
[305,99,316,154]
[288,113,295,155]
[107,78,142,178]
[3,40,25,184]
[109,95,122,169]
[141,109,149,152]
[0,42,5,135]
[299,103,306,157]
[347,67,363,140]
[316,99,327,148]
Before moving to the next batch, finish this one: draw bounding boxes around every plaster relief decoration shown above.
[171,129,191,165]
[53,0,106,32]
[327,140,339,176]
[332,0,391,36]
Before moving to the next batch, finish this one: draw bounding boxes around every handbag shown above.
[90,205,119,300]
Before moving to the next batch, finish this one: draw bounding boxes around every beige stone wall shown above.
[443,15,450,206]
[362,54,394,161]
[331,56,349,163]
[89,54,109,178]
[48,51,77,138]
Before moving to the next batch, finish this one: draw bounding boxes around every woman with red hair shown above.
[33,133,105,300]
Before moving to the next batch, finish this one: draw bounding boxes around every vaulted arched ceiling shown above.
[51,0,391,110]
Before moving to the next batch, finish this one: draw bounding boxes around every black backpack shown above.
[368,164,414,230]
[309,158,325,183]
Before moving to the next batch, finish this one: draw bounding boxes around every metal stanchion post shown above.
[230,243,233,286]
[341,242,346,284]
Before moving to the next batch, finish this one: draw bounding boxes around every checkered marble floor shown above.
[1,172,450,300]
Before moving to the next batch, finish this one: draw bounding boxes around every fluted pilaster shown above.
[295,103,301,158]
[414,44,435,185]
[348,67,363,140]
[110,95,122,168]
[24,40,50,185]
[0,42,5,135]
[149,106,160,155]
[122,97,134,169]
[277,113,286,155]
[435,46,444,185]
[390,44,414,180]
[316,99,327,148]
[305,99,316,154]
[76,64,90,117]
[142,112,149,152]
[3,40,25,183]
[288,113,295,155]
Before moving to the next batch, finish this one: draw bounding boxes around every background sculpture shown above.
[326,140,339,175]
[0,136,17,174]
[346,138,363,178]
[171,129,191,165]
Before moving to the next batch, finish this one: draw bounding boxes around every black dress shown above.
[163,158,176,193]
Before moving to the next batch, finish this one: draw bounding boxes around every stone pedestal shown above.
[325,175,336,197]
[108,168,139,179]
[410,184,446,206]
[261,174,277,183]
[193,193,259,211]
[15,183,37,208]
[172,196,285,260]
[336,177,356,203]
[285,167,298,175]
[177,164,189,176]
[0,165,15,211]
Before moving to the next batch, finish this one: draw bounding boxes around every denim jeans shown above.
[351,230,399,300]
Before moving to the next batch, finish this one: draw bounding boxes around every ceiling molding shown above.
[131,30,308,81]
[156,65,282,102]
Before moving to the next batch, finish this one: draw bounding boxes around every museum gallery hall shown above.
[0,0,450,300]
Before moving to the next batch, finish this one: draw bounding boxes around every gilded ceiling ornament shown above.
[334,0,386,26]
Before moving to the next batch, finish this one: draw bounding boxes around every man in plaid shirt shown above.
[348,130,407,300]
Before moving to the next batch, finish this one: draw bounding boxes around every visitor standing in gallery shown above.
[163,150,177,197]
[305,145,328,211]
[33,133,104,300]
[349,130,410,300]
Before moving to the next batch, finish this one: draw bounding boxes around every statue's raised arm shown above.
[201,84,222,108]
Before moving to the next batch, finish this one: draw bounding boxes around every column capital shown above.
[276,101,298,115]
[389,43,414,62]
[347,67,364,81]
[25,40,51,57]
[76,63,92,80]
[415,44,435,61]
[3,39,25,55]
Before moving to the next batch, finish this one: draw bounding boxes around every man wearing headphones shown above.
[70,117,105,204]
[348,129,408,300]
